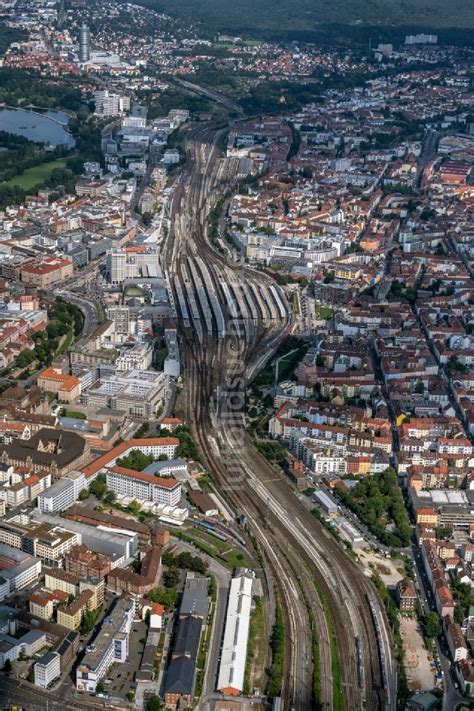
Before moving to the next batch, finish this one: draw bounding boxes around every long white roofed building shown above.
[217,570,254,696]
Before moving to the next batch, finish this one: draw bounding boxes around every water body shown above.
[0,108,75,147]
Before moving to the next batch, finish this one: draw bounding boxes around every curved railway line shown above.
[163,118,396,710]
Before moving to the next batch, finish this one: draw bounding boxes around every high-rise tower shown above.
[79,23,90,63]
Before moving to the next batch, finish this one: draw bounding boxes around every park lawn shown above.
[60,409,86,420]
[6,158,67,189]
[222,548,250,569]
[315,304,334,319]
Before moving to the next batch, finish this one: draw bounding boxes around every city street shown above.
[411,545,465,710]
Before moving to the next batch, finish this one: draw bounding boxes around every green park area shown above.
[6,158,67,189]
[315,305,334,320]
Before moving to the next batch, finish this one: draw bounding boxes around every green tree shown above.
[435,526,453,540]
[148,587,177,610]
[89,475,107,500]
[424,612,441,638]
[81,608,98,634]
[78,488,90,501]
[104,490,116,505]
[162,551,175,567]
[126,500,141,516]
[267,605,285,697]
[117,449,154,471]
[163,566,180,588]
[145,694,163,711]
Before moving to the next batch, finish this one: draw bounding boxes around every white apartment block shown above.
[34,651,61,688]
[106,467,181,506]
[76,597,133,692]
[45,570,79,597]
[38,471,85,514]
[0,543,41,600]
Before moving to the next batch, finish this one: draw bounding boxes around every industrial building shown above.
[337,518,366,548]
[179,573,209,620]
[313,489,339,516]
[217,570,254,696]
[64,505,170,547]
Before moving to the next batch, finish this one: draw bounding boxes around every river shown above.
[0,108,75,147]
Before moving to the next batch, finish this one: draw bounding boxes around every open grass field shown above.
[315,305,334,320]
[6,158,67,189]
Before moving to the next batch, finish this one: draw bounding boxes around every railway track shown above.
[164,119,396,709]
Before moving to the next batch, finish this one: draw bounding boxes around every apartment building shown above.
[396,579,417,612]
[106,466,181,506]
[34,651,61,688]
[76,596,134,692]
[0,543,41,600]
[29,593,54,621]
[45,569,79,597]
[445,616,469,662]
[107,546,161,595]
[57,589,94,631]
[38,471,86,514]
[79,577,105,608]
[65,544,111,579]
[416,508,439,527]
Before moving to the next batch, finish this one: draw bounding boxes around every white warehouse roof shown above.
[217,571,254,695]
